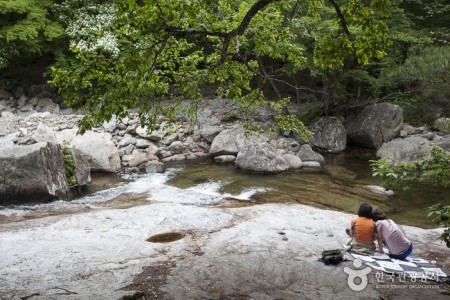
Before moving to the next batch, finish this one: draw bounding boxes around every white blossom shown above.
[59,2,120,57]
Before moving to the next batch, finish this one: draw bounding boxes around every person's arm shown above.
[376,224,384,253]
[349,219,355,237]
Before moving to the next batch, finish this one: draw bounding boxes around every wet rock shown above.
[144,161,166,173]
[282,154,302,169]
[0,142,68,202]
[346,103,403,149]
[309,117,346,153]
[214,155,236,164]
[296,144,324,164]
[301,161,321,168]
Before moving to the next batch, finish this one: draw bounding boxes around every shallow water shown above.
[1,148,448,228]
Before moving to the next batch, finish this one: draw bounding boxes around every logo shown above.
[344,259,372,291]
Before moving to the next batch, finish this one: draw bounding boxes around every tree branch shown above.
[327,0,352,40]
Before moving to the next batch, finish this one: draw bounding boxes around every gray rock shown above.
[32,123,57,143]
[421,132,435,140]
[146,143,160,156]
[399,130,407,138]
[102,117,118,133]
[0,142,68,202]
[164,133,179,145]
[214,155,236,164]
[144,161,166,173]
[168,141,184,154]
[346,103,403,149]
[309,117,346,153]
[118,136,136,148]
[72,149,91,187]
[402,124,417,135]
[136,126,166,141]
[236,143,290,173]
[435,135,450,150]
[282,154,302,169]
[199,125,222,143]
[158,150,172,159]
[1,111,14,118]
[72,131,121,172]
[36,98,56,109]
[0,89,11,99]
[17,95,28,107]
[126,152,148,167]
[301,161,321,168]
[433,117,450,134]
[118,144,135,157]
[135,138,153,149]
[376,136,432,164]
[0,138,15,150]
[297,144,324,164]
[209,127,265,157]
[162,154,188,162]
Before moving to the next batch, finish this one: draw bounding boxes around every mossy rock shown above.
[434,117,450,134]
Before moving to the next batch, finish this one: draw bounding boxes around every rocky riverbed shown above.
[1,85,450,299]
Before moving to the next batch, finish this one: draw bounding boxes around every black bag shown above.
[320,249,344,265]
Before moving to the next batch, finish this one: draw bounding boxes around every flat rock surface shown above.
[0,201,449,300]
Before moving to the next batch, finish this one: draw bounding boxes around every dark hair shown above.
[372,209,387,222]
[357,203,373,218]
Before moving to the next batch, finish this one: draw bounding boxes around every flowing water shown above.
[1,148,448,228]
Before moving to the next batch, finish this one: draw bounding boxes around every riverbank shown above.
[0,198,448,299]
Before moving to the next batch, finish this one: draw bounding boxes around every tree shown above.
[371,146,450,247]
[0,0,64,70]
[50,0,392,134]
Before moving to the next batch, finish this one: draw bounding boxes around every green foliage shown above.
[375,46,450,124]
[50,0,392,134]
[370,145,450,190]
[62,141,77,187]
[427,204,450,248]
[0,0,64,69]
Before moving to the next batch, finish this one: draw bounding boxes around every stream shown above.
[1,147,449,228]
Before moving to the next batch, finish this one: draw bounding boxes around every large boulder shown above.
[209,127,265,157]
[0,142,68,202]
[346,103,403,149]
[235,144,290,173]
[72,131,121,172]
[376,136,432,164]
[309,117,346,153]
